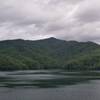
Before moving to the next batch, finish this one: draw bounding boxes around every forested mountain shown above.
[0,37,100,70]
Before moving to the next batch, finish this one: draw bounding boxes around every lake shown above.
[0,70,100,100]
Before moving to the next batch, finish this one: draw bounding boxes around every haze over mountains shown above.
[0,37,100,71]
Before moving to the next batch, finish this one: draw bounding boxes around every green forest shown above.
[0,37,100,71]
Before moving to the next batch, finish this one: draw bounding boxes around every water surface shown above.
[0,70,100,100]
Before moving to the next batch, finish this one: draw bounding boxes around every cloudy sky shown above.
[0,0,100,43]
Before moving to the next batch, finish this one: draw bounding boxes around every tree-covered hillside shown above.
[0,37,100,70]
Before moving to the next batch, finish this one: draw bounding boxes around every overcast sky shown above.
[0,0,100,43]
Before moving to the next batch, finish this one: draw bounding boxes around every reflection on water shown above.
[0,70,100,100]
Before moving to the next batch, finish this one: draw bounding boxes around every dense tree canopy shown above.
[0,37,100,71]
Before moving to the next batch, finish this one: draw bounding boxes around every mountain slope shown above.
[0,37,100,70]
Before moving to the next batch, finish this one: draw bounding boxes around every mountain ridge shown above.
[0,37,98,45]
[0,37,100,70]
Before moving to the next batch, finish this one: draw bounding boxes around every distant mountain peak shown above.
[38,37,60,42]
[46,37,58,40]
[45,37,66,41]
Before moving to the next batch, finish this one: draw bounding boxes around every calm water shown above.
[0,70,100,100]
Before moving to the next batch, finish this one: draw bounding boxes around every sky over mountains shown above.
[0,0,100,43]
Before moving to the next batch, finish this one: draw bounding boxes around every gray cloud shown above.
[0,0,100,43]
[76,0,100,23]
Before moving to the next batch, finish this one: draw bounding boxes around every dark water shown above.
[0,70,100,100]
